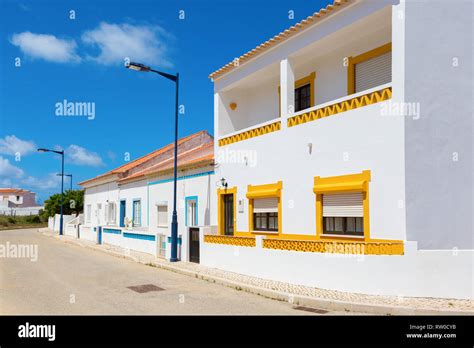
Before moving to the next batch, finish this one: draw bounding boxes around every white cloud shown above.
[0,156,24,178]
[0,135,36,156]
[10,32,80,63]
[21,173,61,190]
[81,22,172,67]
[66,144,103,167]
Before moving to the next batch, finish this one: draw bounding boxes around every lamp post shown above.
[126,62,180,262]
[57,173,73,191]
[38,148,65,236]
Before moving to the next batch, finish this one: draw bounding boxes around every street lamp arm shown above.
[150,69,178,82]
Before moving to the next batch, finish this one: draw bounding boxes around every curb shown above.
[39,230,473,316]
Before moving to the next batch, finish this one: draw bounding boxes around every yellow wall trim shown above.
[246,181,282,199]
[347,42,392,95]
[287,87,392,128]
[204,235,256,247]
[263,238,404,255]
[218,121,281,147]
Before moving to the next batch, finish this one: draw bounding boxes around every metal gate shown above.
[189,227,200,263]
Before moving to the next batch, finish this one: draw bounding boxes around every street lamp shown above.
[57,173,73,191]
[126,61,180,262]
[38,148,65,236]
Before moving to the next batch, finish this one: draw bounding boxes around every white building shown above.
[79,130,216,262]
[204,0,473,299]
[0,188,43,215]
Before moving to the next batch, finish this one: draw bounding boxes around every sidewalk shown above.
[39,228,474,315]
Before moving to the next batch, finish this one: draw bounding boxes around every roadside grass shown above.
[0,215,47,231]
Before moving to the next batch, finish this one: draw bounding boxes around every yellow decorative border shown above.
[204,235,256,247]
[287,87,392,128]
[218,121,281,147]
[262,238,403,255]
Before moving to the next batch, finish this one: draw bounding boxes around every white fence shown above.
[0,206,44,216]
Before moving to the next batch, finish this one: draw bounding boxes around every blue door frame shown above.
[97,226,102,244]
[119,200,126,227]
[185,196,198,226]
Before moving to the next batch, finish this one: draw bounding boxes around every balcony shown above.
[218,84,392,147]
[215,4,394,147]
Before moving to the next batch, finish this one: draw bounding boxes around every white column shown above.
[280,58,295,128]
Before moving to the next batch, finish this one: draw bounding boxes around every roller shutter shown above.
[355,52,391,93]
[323,193,363,217]
[253,198,278,213]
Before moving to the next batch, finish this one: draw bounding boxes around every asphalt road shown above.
[0,228,352,315]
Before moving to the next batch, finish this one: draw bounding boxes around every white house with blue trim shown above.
[79,130,216,262]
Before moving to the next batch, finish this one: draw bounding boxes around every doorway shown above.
[119,200,126,227]
[189,227,200,263]
[223,194,234,236]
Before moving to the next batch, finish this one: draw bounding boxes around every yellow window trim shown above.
[246,181,282,235]
[313,170,371,241]
[347,43,392,95]
[278,72,316,116]
[217,187,237,236]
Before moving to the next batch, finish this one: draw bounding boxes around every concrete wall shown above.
[201,241,473,299]
[403,0,473,249]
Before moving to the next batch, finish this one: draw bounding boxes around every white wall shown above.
[147,167,216,261]
[215,99,406,241]
[83,181,120,227]
[403,0,473,249]
[201,242,473,299]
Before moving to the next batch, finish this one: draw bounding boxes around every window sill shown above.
[251,230,279,235]
[321,234,364,239]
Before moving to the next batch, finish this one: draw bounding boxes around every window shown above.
[186,197,198,226]
[295,84,311,112]
[348,43,392,95]
[97,203,102,225]
[322,193,364,236]
[278,72,315,115]
[133,200,141,227]
[252,197,278,232]
[157,204,168,227]
[86,204,91,223]
[107,202,116,225]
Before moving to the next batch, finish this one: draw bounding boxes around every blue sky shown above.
[0,0,329,202]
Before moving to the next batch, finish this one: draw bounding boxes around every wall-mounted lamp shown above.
[308,141,313,155]
[229,102,237,110]
[221,177,228,188]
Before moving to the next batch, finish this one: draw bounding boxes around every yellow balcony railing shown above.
[204,235,256,247]
[287,86,392,128]
[218,120,281,147]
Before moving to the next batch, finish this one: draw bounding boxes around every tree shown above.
[41,189,84,218]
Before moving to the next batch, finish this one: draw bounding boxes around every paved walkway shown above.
[43,229,473,315]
